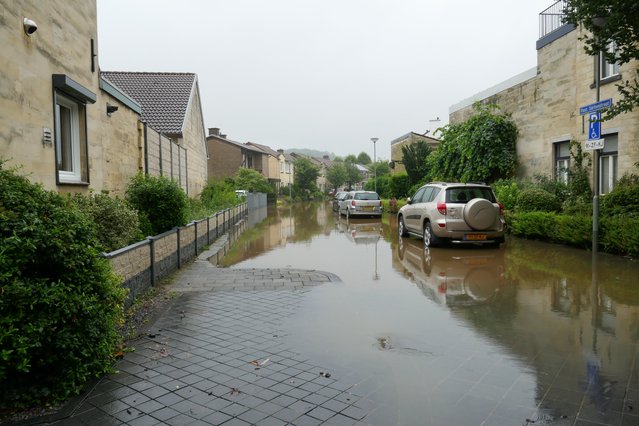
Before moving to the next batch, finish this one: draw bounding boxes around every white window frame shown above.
[599,154,617,195]
[55,93,82,183]
[600,41,620,80]
[554,141,570,184]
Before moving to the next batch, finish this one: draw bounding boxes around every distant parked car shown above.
[397,182,505,248]
[339,191,382,218]
[235,190,248,198]
[332,191,348,212]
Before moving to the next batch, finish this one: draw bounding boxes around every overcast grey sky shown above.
[97,0,547,160]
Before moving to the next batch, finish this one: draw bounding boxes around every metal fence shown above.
[539,0,567,39]
[104,203,248,307]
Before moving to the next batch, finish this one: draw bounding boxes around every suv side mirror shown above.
[406,197,412,205]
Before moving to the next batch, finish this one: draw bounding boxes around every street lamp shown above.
[371,137,378,193]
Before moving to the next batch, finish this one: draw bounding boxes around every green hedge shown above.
[600,215,639,257]
[0,164,126,408]
[508,211,591,248]
[126,173,189,236]
[508,211,639,255]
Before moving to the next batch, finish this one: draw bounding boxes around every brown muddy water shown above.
[220,202,639,425]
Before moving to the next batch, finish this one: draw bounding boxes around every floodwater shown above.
[220,202,639,425]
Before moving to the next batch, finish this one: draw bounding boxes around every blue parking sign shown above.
[589,112,601,140]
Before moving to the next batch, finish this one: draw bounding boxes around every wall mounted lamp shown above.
[106,103,119,116]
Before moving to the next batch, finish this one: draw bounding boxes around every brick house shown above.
[205,128,266,180]
[449,1,639,194]
[246,142,282,189]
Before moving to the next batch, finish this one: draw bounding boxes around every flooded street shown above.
[220,202,639,425]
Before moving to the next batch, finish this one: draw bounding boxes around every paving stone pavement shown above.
[47,256,378,425]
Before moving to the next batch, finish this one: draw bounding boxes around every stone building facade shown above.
[390,132,439,175]
[1,1,208,197]
[449,14,639,194]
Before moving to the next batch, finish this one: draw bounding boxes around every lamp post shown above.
[371,137,378,193]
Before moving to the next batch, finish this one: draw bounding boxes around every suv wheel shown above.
[423,221,441,247]
[398,216,408,237]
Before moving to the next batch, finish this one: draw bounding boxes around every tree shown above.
[429,103,518,183]
[293,157,320,196]
[356,152,372,165]
[326,161,347,191]
[564,0,639,119]
[234,168,274,195]
[401,140,433,185]
[369,160,390,178]
[344,154,357,163]
[344,161,362,190]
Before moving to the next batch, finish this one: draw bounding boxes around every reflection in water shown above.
[221,202,639,425]
[396,237,505,307]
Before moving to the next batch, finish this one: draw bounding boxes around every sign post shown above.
[579,99,611,253]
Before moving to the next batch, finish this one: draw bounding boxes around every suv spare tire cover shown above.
[463,198,497,230]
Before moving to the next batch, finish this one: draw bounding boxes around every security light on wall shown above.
[23,18,38,36]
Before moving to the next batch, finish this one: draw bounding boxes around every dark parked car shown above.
[332,191,348,212]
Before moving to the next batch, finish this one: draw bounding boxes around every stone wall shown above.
[146,125,188,192]
[449,27,639,182]
[177,82,208,196]
[106,203,247,307]
[0,0,100,192]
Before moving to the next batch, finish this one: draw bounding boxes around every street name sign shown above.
[585,139,604,150]
[579,98,612,115]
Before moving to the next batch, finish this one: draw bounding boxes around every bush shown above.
[515,187,562,213]
[364,175,391,198]
[126,173,189,236]
[508,211,591,248]
[200,180,238,213]
[532,175,570,203]
[601,215,639,257]
[601,174,639,216]
[70,192,140,252]
[389,173,411,199]
[0,164,126,408]
[492,178,524,211]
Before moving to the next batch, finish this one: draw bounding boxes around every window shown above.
[427,188,441,202]
[600,41,620,80]
[554,141,570,184]
[412,187,426,203]
[52,75,95,185]
[55,94,86,183]
[600,133,618,195]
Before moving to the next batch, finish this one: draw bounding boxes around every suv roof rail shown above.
[465,181,487,185]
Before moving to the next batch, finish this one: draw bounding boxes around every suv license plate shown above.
[362,206,374,211]
[464,234,487,241]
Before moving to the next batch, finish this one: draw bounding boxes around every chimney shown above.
[220,134,227,139]
[208,127,220,136]
[277,149,284,154]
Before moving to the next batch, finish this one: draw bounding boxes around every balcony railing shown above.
[539,0,567,39]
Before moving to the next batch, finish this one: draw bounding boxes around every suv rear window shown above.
[354,193,380,200]
[445,187,495,203]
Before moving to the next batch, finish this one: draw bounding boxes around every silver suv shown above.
[397,182,505,247]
